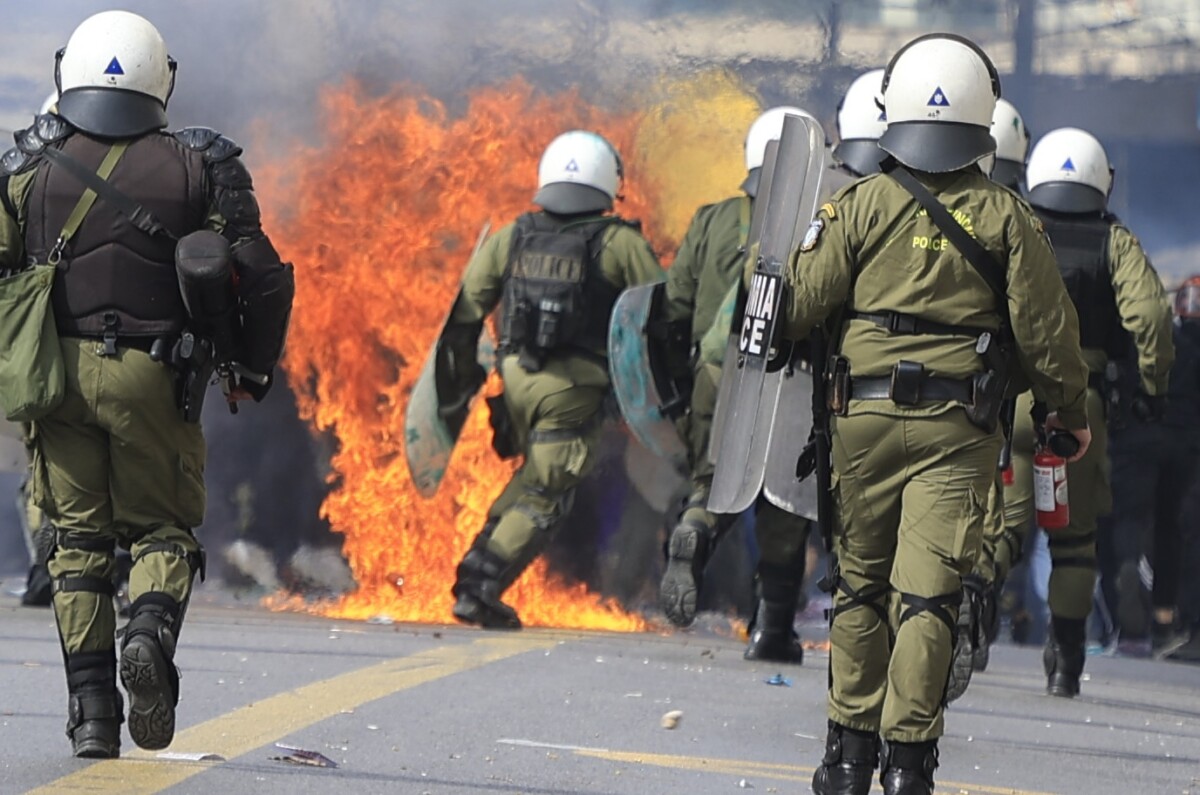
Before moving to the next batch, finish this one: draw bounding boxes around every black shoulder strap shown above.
[41,144,177,242]
[885,161,1006,305]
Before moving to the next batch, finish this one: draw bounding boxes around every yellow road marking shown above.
[30,636,553,795]
[573,748,1060,795]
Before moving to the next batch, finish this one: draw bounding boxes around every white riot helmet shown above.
[878,33,1000,173]
[534,130,622,215]
[1026,127,1113,214]
[834,69,887,177]
[989,99,1030,191]
[742,106,815,197]
[55,11,176,137]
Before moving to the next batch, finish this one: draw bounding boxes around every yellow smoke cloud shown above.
[633,69,762,247]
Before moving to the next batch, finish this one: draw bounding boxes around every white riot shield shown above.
[707,114,825,515]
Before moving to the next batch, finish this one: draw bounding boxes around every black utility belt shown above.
[848,374,974,405]
[829,359,975,409]
[827,357,1005,432]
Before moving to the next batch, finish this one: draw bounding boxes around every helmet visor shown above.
[879,121,996,173]
[990,158,1025,192]
[833,139,886,177]
[1028,182,1106,214]
[533,183,612,215]
[58,87,167,138]
[740,167,763,198]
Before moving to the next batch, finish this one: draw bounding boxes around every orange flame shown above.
[259,79,681,630]
[259,70,760,631]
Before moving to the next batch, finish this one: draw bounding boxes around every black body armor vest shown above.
[498,213,624,367]
[25,131,207,339]
[1037,210,1128,358]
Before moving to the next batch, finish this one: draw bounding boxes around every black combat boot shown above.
[21,563,52,607]
[973,577,1002,672]
[451,547,522,630]
[22,521,53,607]
[879,739,938,795]
[743,563,804,664]
[65,651,123,759]
[659,507,722,627]
[1043,615,1086,698]
[120,594,183,750]
[947,575,988,702]
[812,721,879,795]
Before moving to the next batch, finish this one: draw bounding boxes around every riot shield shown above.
[762,159,861,521]
[404,224,495,497]
[707,113,825,515]
[762,357,819,519]
[707,138,780,466]
[608,281,690,472]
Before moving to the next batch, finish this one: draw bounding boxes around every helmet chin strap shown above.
[164,56,178,106]
[54,48,65,95]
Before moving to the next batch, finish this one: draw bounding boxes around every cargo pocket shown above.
[528,435,594,497]
[951,480,988,571]
[829,470,844,541]
[26,424,55,518]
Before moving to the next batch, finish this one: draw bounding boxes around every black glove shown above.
[1130,390,1166,423]
[795,437,817,480]
[433,321,485,434]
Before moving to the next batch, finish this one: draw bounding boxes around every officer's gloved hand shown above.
[1130,390,1166,423]
[434,322,486,414]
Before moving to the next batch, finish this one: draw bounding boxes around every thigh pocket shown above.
[527,435,593,497]
[27,425,54,518]
[952,480,988,570]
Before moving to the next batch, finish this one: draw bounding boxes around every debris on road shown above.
[661,709,684,729]
[764,673,792,687]
[271,743,339,768]
[157,754,225,768]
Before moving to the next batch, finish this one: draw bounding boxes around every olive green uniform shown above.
[450,216,662,624]
[782,170,1089,741]
[0,123,292,758]
[992,223,1173,619]
[0,166,209,657]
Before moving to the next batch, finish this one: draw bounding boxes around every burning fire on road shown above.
[260,72,757,631]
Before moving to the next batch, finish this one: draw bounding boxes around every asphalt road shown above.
[2,579,1198,795]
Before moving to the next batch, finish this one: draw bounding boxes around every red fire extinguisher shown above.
[1033,430,1079,531]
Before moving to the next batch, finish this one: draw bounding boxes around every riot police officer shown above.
[446,130,662,629]
[1011,127,1173,696]
[987,98,1031,192]
[779,35,1091,795]
[0,11,294,758]
[831,68,887,183]
[659,106,816,664]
